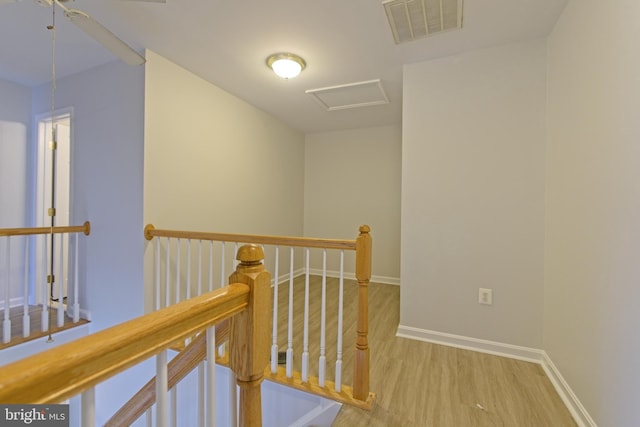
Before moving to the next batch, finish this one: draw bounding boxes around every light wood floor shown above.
[274,277,576,427]
[0,304,89,351]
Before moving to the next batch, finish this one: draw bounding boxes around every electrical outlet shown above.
[479,288,493,305]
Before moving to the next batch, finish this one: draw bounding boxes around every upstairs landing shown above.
[0,304,90,352]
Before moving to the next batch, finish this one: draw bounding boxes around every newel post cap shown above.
[236,244,264,265]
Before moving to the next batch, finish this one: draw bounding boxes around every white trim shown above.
[66,307,91,321]
[0,296,24,308]
[287,400,341,427]
[308,268,400,286]
[396,324,543,363]
[271,268,305,287]
[540,352,597,427]
[396,324,596,427]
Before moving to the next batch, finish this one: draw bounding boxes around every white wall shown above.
[144,50,304,234]
[400,40,547,348]
[30,60,146,423]
[0,81,30,303]
[143,50,305,300]
[304,126,401,283]
[545,1,640,425]
[32,60,146,331]
[0,79,30,228]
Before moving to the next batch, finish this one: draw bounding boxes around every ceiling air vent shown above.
[383,0,464,44]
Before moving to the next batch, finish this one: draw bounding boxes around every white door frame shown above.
[34,107,73,306]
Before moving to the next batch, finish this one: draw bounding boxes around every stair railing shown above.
[0,244,271,427]
[0,221,91,346]
[144,224,374,408]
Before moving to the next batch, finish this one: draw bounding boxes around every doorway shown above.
[34,108,72,306]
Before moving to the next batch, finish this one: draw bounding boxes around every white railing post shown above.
[175,239,181,304]
[186,239,192,300]
[335,250,345,392]
[41,235,48,332]
[206,326,216,427]
[156,350,169,427]
[301,247,310,383]
[81,387,95,427]
[23,236,31,337]
[318,249,327,387]
[197,362,205,427]
[208,241,213,293]
[73,234,80,322]
[165,238,171,308]
[286,247,294,378]
[270,246,279,374]
[57,236,64,327]
[197,240,202,296]
[3,236,11,343]
[154,237,160,311]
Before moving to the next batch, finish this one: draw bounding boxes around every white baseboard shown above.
[540,352,597,427]
[396,324,596,427]
[396,324,544,363]
[0,296,25,308]
[272,268,306,287]
[308,268,400,286]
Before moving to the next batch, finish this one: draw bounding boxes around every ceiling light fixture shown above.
[266,53,306,79]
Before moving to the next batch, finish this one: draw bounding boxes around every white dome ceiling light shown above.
[266,53,306,79]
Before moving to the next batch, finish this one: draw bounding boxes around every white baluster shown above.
[57,235,64,327]
[186,239,192,300]
[218,242,226,358]
[73,234,80,322]
[197,240,202,296]
[302,247,310,383]
[23,236,31,336]
[170,387,177,427]
[206,326,216,427]
[155,237,161,310]
[175,238,181,304]
[208,241,213,292]
[156,350,169,427]
[197,362,205,427]
[219,242,225,287]
[81,387,95,427]
[3,237,11,343]
[318,249,327,387]
[41,235,48,332]
[146,408,153,427]
[271,246,279,374]
[335,250,345,392]
[286,247,294,378]
[165,238,171,308]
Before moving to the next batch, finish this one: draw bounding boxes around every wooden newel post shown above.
[229,244,272,427]
[354,225,372,401]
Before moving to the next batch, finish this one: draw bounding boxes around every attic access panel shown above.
[383,0,464,44]
[306,79,389,111]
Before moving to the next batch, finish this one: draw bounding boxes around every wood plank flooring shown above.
[274,276,577,427]
[0,304,89,351]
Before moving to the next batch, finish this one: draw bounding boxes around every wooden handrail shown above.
[105,320,230,427]
[0,285,249,404]
[144,223,374,405]
[0,221,91,237]
[144,224,356,250]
